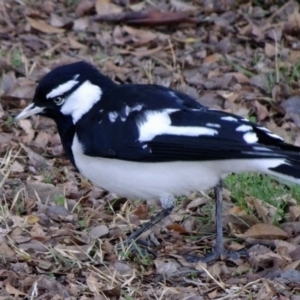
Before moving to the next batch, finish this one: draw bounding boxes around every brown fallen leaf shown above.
[89,225,109,238]
[237,223,288,240]
[20,147,49,171]
[257,281,275,300]
[132,205,149,219]
[92,10,197,26]
[154,258,181,277]
[10,161,24,173]
[186,197,208,210]
[207,289,218,300]
[68,35,87,49]
[75,0,95,17]
[5,283,26,296]
[170,0,197,11]
[26,17,65,34]
[25,181,63,204]
[166,223,188,233]
[118,46,165,57]
[289,205,300,221]
[45,206,74,222]
[25,215,40,225]
[265,43,277,57]
[95,0,122,16]
[123,25,157,45]
[0,242,16,260]
[18,119,35,144]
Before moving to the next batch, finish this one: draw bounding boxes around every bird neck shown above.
[54,115,77,169]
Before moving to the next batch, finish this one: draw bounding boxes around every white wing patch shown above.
[253,146,272,152]
[206,123,221,128]
[257,126,283,141]
[221,116,238,122]
[257,126,270,132]
[61,80,102,123]
[125,104,143,116]
[108,111,118,122]
[236,124,253,132]
[46,78,79,99]
[243,132,258,144]
[138,110,218,142]
[265,132,284,141]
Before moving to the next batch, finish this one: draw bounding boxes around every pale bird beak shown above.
[14,103,44,121]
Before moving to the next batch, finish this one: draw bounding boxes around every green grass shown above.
[224,173,300,224]
[10,49,22,68]
[54,195,66,206]
[66,0,81,7]
[5,116,14,128]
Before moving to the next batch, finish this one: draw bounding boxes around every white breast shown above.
[71,135,286,199]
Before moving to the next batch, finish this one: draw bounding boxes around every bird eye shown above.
[53,97,65,105]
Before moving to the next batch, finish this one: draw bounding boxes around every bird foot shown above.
[184,248,249,263]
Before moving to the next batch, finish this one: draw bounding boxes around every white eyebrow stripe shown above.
[46,79,79,99]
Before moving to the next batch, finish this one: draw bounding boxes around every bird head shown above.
[15,61,114,123]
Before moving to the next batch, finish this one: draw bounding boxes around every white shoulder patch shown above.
[138,109,218,142]
[46,78,79,99]
[61,80,102,123]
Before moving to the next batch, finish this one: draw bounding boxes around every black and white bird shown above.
[15,61,300,262]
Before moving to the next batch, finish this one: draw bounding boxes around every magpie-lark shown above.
[15,61,300,262]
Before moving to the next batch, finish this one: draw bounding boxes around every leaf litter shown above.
[2,0,300,298]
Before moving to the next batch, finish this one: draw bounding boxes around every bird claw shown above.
[184,248,249,263]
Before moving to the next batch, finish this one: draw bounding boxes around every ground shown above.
[1,0,300,299]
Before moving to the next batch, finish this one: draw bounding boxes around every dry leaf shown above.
[170,0,197,11]
[10,161,24,173]
[18,119,34,143]
[89,225,109,238]
[68,35,87,49]
[166,223,188,233]
[5,283,26,296]
[95,0,122,16]
[86,273,102,294]
[265,43,277,57]
[132,205,149,219]
[75,0,95,17]
[25,215,40,225]
[237,223,288,239]
[27,17,65,34]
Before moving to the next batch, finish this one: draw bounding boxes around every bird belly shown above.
[73,155,222,199]
[72,135,288,199]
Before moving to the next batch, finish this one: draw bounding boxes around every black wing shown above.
[76,84,299,162]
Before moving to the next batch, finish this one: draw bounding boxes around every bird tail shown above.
[265,158,300,185]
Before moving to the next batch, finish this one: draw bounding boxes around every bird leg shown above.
[199,180,225,262]
[117,200,174,256]
[186,180,248,263]
[125,206,174,243]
